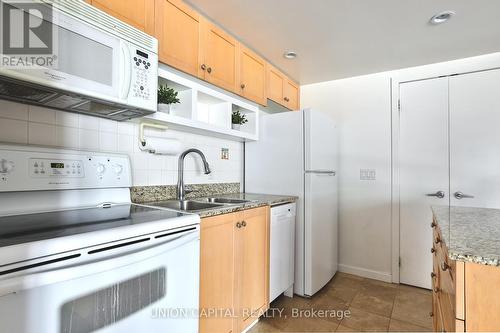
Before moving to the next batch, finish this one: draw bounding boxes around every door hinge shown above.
[399,257,402,267]
[398,100,401,112]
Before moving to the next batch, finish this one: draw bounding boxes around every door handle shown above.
[454,191,474,200]
[426,191,445,199]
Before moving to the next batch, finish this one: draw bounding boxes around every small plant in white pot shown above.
[231,109,248,130]
[157,85,180,113]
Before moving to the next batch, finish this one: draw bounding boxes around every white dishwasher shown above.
[270,202,296,302]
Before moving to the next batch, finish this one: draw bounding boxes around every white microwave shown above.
[0,0,158,121]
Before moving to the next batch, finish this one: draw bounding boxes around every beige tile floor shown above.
[249,273,432,332]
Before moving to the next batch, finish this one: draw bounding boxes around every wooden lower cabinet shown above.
[431,216,500,332]
[200,206,269,333]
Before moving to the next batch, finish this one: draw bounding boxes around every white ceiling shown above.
[186,0,500,84]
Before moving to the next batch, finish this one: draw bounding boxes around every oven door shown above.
[0,2,124,104]
[0,229,199,333]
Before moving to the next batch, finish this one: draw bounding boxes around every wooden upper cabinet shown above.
[267,65,300,110]
[237,45,266,105]
[199,18,238,93]
[284,79,300,110]
[237,207,269,332]
[88,0,154,34]
[155,0,200,77]
[267,65,285,104]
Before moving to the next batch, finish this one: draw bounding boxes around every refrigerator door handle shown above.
[305,170,336,176]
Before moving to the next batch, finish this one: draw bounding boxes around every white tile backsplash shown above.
[28,122,56,146]
[0,100,29,120]
[55,111,79,127]
[0,118,28,143]
[28,106,56,124]
[78,114,99,130]
[78,128,100,150]
[0,104,243,187]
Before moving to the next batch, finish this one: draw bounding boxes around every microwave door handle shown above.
[0,229,198,297]
[120,42,132,99]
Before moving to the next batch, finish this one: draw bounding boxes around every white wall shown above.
[301,52,500,282]
[0,100,243,186]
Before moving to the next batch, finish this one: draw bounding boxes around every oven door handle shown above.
[0,229,199,297]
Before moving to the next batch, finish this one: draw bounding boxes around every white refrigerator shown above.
[245,108,338,297]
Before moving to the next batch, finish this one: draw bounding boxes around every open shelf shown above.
[147,65,259,142]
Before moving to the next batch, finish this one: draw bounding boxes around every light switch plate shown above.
[360,169,376,181]
[221,148,229,160]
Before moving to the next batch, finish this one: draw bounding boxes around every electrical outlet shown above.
[221,148,229,160]
[360,169,376,181]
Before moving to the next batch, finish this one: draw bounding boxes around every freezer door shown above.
[304,171,338,296]
[304,109,337,171]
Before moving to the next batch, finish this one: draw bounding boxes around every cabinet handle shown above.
[441,262,450,271]
[434,287,440,293]
[207,67,212,74]
[284,97,290,102]
[236,222,242,228]
[431,247,436,254]
[241,221,247,227]
[240,83,246,89]
[435,237,441,245]
[429,311,434,317]
[200,64,206,71]
[431,221,437,228]
[431,272,436,278]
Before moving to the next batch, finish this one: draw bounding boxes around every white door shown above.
[399,78,449,289]
[450,69,500,209]
[304,109,337,171]
[304,171,338,296]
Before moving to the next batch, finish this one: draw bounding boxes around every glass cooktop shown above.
[0,204,187,247]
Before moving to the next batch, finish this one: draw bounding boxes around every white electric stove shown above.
[0,144,200,333]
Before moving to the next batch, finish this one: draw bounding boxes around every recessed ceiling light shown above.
[430,11,455,25]
[283,51,297,59]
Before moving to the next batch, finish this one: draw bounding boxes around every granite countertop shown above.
[143,193,297,219]
[432,205,500,266]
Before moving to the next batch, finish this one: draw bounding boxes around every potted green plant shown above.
[157,85,180,113]
[231,109,248,130]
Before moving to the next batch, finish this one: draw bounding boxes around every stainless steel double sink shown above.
[152,197,255,213]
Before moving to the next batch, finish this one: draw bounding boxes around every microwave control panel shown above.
[131,48,156,102]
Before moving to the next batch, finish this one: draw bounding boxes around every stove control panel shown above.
[0,145,131,192]
[30,159,84,178]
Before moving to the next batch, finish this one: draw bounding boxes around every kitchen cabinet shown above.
[431,214,500,332]
[199,18,238,93]
[267,65,300,110]
[284,79,300,110]
[154,0,201,77]
[237,45,267,105]
[199,212,237,333]
[87,0,154,34]
[200,206,269,333]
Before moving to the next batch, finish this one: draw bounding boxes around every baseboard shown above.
[338,264,392,283]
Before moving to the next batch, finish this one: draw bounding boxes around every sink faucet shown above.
[177,149,211,201]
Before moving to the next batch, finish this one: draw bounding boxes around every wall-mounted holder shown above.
[139,122,168,147]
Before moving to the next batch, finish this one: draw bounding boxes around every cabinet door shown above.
[267,65,285,105]
[200,212,240,333]
[284,79,300,110]
[89,0,154,34]
[238,206,269,331]
[200,19,238,92]
[155,0,200,76]
[238,45,266,105]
